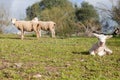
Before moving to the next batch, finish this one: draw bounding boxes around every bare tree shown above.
[97,0,120,25]
[0,5,9,33]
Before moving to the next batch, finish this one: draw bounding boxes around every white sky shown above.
[10,0,40,19]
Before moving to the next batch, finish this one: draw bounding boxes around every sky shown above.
[70,0,83,5]
[10,0,40,19]
[1,0,116,19]
[0,0,40,19]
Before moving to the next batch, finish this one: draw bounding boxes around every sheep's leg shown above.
[39,30,41,37]
[37,31,40,39]
[52,30,55,38]
[21,31,24,40]
[35,30,40,39]
[51,29,55,38]
[33,24,40,39]
[35,29,40,39]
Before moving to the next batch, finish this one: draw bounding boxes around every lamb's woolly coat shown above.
[89,33,113,56]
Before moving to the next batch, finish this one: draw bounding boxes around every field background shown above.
[0,34,119,80]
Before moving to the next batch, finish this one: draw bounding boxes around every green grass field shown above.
[0,34,120,80]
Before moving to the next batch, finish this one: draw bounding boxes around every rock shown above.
[14,63,23,68]
[33,74,42,78]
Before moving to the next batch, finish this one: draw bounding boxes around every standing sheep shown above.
[32,17,56,38]
[89,32,113,56]
[11,18,40,40]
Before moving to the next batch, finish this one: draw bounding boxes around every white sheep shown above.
[11,18,40,40]
[89,32,113,56]
[32,17,56,38]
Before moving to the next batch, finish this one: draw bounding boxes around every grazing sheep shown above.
[11,18,40,40]
[32,17,56,38]
[89,32,113,56]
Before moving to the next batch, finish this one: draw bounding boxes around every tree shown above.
[96,0,120,25]
[75,2,100,36]
[26,3,40,20]
[26,0,78,37]
[112,0,120,25]
[95,0,120,35]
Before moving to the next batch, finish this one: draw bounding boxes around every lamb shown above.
[11,18,40,40]
[32,17,56,38]
[89,32,113,56]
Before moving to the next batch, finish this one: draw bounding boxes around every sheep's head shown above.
[93,33,113,43]
[32,17,38,21]
[11,18,17,24]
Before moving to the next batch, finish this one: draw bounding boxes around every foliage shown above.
[75,2,101,36]
[26,1,101,37]
[0,34,119,79]
[39,0,69,9]
[75,2,99,22]
[97,0,120,27]
[26,0,79,36]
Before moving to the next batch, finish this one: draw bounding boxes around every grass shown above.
[0,34,120,80]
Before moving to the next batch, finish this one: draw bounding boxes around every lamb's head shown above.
[93,33,113,43]
[11,18,17,24]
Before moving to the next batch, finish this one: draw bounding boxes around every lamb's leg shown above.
[98,50,106,56]
[89,51,95,56]
[104,46,112,54]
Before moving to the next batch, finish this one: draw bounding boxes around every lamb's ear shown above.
[107,35,113,39]
[93,33,100,38]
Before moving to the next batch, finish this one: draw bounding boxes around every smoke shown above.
[0,0,40,33]
[0,0,40,19]
[0,0,12,9]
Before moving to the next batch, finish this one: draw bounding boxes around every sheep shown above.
[89,32,113,56]
[32,17,56,38]
[11,18,40,40]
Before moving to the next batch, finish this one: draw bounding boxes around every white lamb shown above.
[89,32,113,56]
[11,18,40,40]
[32,17,56,38]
